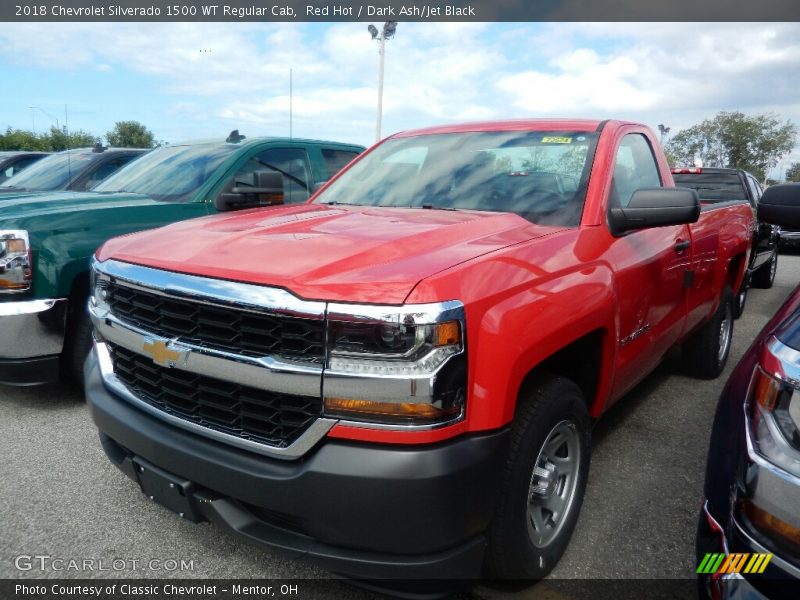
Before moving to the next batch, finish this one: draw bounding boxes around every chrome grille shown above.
[105,281,325,362]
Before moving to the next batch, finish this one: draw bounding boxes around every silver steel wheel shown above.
[526,420,581,548]
[718,301,733,364]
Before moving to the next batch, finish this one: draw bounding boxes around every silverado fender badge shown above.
[142,337,188,368]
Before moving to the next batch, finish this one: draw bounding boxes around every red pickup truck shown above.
[85,119,753,581]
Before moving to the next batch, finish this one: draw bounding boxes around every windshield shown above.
[93,144,238,202]
[672,172,747,203]
[0,151,92,191]
[314,131,599,226]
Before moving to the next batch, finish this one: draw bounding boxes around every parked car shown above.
[778,226,800,251]
[85,119,753,582]
[672,167,780,316]
[0,132,364,387]
[0,145,146,196]
[0,151,49,184]
[697,183,800,600]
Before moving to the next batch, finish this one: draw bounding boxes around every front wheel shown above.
[682,286,734,379]
[485,375,591,579]
[752,252,777,289]
[62,305,93,387]
[733,280,748,319]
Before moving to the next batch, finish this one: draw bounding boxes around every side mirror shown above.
[610,187,700,236]
[215,170,284,211]
[758,183,800,228]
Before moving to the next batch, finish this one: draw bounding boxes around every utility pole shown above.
[368,21,397,142]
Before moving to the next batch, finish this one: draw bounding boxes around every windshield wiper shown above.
[421,203,460,211]
[322,201,364,206]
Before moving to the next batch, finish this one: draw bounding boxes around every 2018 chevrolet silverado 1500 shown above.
[672,167,780,317]
[86,119,754,581]
[0,133,363,386]
[698,183,800,600]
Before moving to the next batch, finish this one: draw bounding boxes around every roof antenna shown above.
[64,103,72,185]
[226,130,246,143]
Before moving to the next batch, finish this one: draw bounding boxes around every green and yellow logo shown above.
[697,553,773,575]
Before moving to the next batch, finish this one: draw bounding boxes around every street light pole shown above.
[369,21,397,143]
[376,33,386,142]
[29,106,60,132]
[657,123,671,146]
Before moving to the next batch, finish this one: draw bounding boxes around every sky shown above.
[1,22,799,176]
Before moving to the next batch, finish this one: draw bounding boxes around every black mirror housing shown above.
[216,171,284,211]
[610,187,700,236]
[758,183,800,228]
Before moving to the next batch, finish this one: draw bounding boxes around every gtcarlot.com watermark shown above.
[13,555,195,573]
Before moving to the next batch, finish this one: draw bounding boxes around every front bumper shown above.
[0,298,67,385]
[778,231,800,247]
[698,501,800,600]
[85,350,509,579]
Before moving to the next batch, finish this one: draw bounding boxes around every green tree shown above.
[0,127,50,151]
[666,111,797,182]
[47,126,98,151]
[786,162,800,183]
[0,126,97,151]
[105,121,156,148]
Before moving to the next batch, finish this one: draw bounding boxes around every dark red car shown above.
[698,183,800,599]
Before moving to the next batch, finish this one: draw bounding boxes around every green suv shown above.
[0,132,363,386]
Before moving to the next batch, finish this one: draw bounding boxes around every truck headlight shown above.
[0,230,32,293]
[324,301,467,426]
[749,367,800,476]
[741,337,800,552]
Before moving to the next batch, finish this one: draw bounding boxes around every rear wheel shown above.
[682,286,734,379]
[485,375,590,579]
[752,252,777,289]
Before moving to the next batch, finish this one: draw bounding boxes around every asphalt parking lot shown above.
[2,253,799,598]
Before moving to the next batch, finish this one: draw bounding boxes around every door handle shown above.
[674,240,690,252]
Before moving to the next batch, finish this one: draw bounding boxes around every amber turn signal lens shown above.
[741,499,800,552]
[753,368,782,411]
[435,321,461,347]
[4,239,26,253]
[325,397,458,421]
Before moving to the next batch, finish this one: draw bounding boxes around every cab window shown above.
[321,148,360,178]
[610,134,662,208]
[233,148,312,204]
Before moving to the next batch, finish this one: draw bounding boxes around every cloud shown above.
[0,22,798,155]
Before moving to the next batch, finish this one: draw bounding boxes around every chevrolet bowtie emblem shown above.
[142,338,184,367]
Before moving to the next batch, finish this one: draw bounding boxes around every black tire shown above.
[682,286,734,379]
[752,252,777,289]
[61,303,93,387]
[485,374,591,580]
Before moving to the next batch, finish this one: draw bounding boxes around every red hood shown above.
[98,204,561,304]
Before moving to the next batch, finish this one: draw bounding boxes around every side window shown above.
[232,148,312,204]
[610,134,662,208]
[82,156,137,190]
[10,156,42,176]
[321,149,360,178]
[746,175,762,204]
